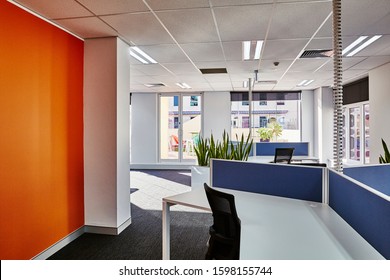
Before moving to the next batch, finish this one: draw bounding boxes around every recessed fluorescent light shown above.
[242,41,251,60]
[176,82,191,89]
[342,36,367,55]
[346,35,382,57]
[297,80,314,87]
[242,40,263,60]
[129,46,157,64]
[254,41,263,60]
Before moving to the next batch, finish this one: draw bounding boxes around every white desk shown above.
[162,188,384,260]
[247,155,319,163]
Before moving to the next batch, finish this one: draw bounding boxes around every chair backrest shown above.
[204,183,241,259]
[274,147,295,164]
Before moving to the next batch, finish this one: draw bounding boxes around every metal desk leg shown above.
[162,201,171,260]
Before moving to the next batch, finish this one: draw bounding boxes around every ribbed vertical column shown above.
[332,0,343,172]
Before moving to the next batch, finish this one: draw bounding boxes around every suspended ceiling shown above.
[10,0,390,92]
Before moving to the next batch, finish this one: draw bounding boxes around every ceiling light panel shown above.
[130,47,158,64]
[242,40,263,61]
[176,82,191,89]
[346,35,382,57]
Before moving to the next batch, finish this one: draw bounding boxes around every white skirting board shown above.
[85,217,132,235]
[32,218,131,259]
[32,226,85,260]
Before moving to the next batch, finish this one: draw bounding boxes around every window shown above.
[231,91,301,142]
[342,102,369,164]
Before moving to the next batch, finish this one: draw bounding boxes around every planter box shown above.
[191,166,210,189]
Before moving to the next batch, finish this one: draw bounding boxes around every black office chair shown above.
[273,148,295,164]
[204,183,241,260]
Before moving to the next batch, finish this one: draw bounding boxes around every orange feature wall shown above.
[0,1,84,259]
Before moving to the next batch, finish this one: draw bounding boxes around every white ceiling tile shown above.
[214,4,273,41]
[101,13,175,45]
[343,69,369,80]
[131,64,172,76]
[176,74,207,83]
[226,61,259,74]
[78,0,148,15]
[341,0,390,36]
[212,0,274,6]
[148,0,210,10]
[130,68,147,76]
[259,60,293,73]
[162,63,200,75]
[349,56,390,71]
[262,39,308,60]
[267,2,332,40]
[181,43,224,62]
[139,44,190,63]
[364,13,390,36]
[54,17,117,38]
[14,0,93,19]
[203,74,231,82]
[156,8,219,44]
[222,41,243,61]
[290,58,331,72]
[306,38,333,50]
[322,57,369,71]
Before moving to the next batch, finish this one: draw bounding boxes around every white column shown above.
[313,87,334,163]
[84,37,131,234]
[203,91,231,140]
[301,90,314,156]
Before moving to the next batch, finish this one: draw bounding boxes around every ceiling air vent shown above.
[144,83,166,88]
[256,80,277,85]
[300,49,333,58]
[199,68,227,74]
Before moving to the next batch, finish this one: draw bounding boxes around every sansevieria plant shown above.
[194,136,209,166]
[379,138,390,163]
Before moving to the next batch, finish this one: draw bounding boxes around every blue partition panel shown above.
[212,160,323,202]
[256,142,309,156]
[344,165,390,195]
[329,171,390,259]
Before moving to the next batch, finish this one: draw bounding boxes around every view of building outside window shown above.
[231,99,300,142]
[160,95,201,161]
[342,102,369,164]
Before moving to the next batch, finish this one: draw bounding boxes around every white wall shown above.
[313,87,334,163]
[203,91,231,140]
[369,62,390,163]
[131,93,158,164]
[84,37,131,233]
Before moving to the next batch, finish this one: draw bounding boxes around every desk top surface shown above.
[247,155,319,163]
[163,188,384,260]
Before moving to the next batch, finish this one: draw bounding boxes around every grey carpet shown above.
[48,170,212,260]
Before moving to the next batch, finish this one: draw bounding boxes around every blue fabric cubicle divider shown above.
[212,159,323,202]
[256,142,309,156]
[344,165,390,195]
[329,170,390,259]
